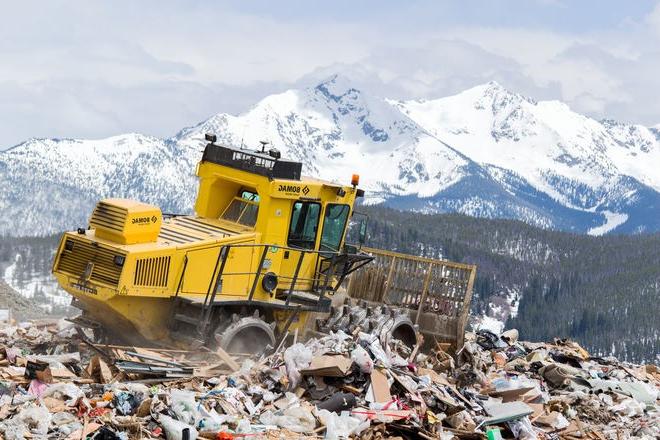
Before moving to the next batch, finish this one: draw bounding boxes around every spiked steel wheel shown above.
[214,311,276,354]
[319,302,418,348]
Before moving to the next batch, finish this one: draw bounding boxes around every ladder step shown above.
[174,313,200,325]
[287,295,321,305]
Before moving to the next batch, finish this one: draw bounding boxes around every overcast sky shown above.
[1,0,660,148]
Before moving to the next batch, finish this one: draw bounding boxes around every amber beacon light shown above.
[351,174,360,187]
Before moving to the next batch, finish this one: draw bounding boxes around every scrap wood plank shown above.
[215,346,240,371]
[196,361,234,377]
[125,351,187,368]
[110,347,130,361]
[101,344,199,353]
[133,347,181,362]
[85,355,113,383]
[370,368,391,403]
[339,384,363,394]
[407,333,424,363]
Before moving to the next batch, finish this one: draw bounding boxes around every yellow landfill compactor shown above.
[53,134,476,353]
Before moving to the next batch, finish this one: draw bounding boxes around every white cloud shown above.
[647,3,660,34]
[301,4,660,125]
[1,1,660,147]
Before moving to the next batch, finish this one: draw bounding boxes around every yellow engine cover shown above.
[89,198,162,244]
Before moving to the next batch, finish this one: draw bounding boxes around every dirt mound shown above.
[0,278,44,321]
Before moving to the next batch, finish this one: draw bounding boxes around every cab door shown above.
[279,200,321,292]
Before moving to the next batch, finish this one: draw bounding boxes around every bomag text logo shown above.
[132,216,153,225]
[278,184,301,193]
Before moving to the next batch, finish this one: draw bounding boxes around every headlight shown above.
[261,272,278,293]
[113,255,125,267]
[64,239,74,251]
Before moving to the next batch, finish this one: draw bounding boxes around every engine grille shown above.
[56,238,125,287]
[134,256,171,287]
[89,201,128,232]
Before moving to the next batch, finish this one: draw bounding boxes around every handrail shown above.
[361,246,477,271]
[286,251,306,306]
[174,255,188,298]
[179,242,371,303]
[248,246,270,302]
[217,242,352,257]
[205,246,229,307]
[203,247,226,308]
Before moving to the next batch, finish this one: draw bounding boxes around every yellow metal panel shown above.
[181,246,221,295]
[218,244,256,297]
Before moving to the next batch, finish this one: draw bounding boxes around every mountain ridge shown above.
[1,75,659,236]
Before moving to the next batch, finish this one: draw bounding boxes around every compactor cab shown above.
[53,135,375,352]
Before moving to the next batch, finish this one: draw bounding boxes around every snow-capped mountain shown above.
[0,134,199,234]
[173,75,472,200]
[1,75,659,236]
[392,83,660,233]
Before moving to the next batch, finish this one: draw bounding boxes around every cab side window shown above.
[220,189,260,227]
[288,201,320,249]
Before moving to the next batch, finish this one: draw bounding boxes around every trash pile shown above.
[0,319,658,439]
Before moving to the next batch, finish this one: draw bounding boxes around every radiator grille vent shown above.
[89,201,128,232]
[56,239,124,286]
[134,256,171,287]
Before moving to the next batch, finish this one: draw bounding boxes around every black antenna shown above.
[259,140,269,153]
[240,123,246,149]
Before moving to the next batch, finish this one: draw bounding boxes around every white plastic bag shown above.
[507,417,539,440]
[358,333,391,368]
[350,346,373,374]
[611,398,644,417]
[437,431,454,440]
[4,404,52,440]
[283,343,313,388]
[24,404,51,435]
[170,389,199,426]
[235,419,252,434]
[42,382,84,406]
[51,411,82,435]
[317,409,369,440]
[197,406,236,432]
[247,385,276,403]
[259,406,316,433]
[160,414,198,440]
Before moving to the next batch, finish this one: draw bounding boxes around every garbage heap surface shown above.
[0,320,657,439]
